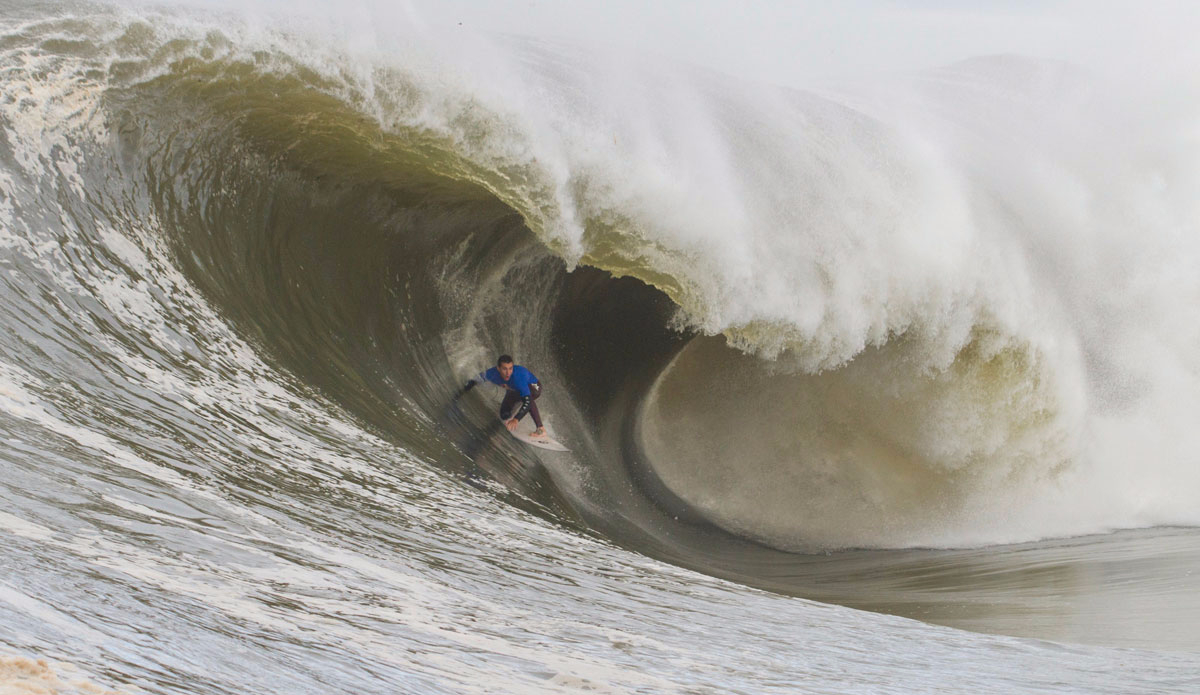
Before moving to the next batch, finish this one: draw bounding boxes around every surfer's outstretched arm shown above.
[452,371,490,400]
[442,376,481,424]
[452,380,476,400]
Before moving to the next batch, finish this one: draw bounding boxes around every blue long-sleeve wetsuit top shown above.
[465,365,540,420]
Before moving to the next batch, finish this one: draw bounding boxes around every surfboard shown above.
[500,416,569,451]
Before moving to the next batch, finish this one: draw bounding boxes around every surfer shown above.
[457,355,546,438]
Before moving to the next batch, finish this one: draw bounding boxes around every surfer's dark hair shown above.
[497,354,514,366]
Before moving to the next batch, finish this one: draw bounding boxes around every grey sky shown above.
[405,0,1200,87]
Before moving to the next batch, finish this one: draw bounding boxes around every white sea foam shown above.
[75,0,1200,548]
[1,6,1199,692]
[317,18,1200,546]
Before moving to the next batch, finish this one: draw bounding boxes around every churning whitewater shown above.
[1,1,1199,692]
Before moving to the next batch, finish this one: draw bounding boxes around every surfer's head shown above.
[497,354,514,380]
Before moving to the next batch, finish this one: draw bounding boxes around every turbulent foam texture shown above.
[407,40,1200,549]
[4,3,1199,553]
[4,5,1200,691]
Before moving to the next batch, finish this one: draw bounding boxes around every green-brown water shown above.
[1,2,1198,692]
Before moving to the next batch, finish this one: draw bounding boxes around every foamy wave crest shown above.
[387,34,1200,546]
[4,1,1198,554]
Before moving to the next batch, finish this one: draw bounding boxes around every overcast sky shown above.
[401,0,1200,88]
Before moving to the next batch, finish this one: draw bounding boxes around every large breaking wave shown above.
[3,0,1199,569]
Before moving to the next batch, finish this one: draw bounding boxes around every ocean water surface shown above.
[1,1,1199,692]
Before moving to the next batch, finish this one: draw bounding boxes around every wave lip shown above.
[3,3,1200,641]
[58,7,1200,551]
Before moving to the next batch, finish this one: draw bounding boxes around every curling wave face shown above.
[4,0,1200,558]
[2,0,1200,631]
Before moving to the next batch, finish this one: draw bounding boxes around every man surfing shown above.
[457,354,547,439]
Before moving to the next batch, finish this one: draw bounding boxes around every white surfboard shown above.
[500,417,569,451]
